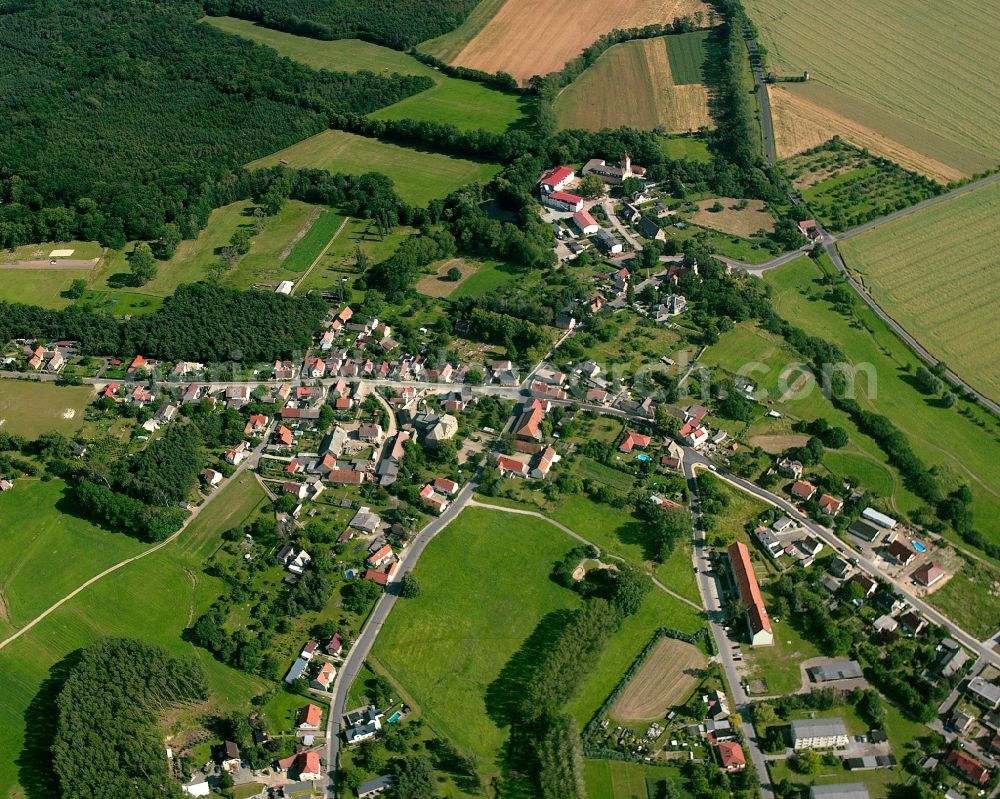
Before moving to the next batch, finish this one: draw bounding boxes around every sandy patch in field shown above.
[768,85,964,184]
[415,259,476,298]
[62,409,76,419]
[453,0,713,82]
[611,637,705,721]
[690,198,775,237]
[749,434,809,454]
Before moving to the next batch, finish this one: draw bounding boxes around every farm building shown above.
[538,165,575,194]
[636,216,665,241]
[849,519,882,543]
[862,507,897,529]
[573,209,599,235]
[727,541,773,646]
[808,661,863,682]
[540,191,584,212]
[798,219,822,241]
[808,786,870,799]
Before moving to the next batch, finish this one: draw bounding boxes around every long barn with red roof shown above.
[727,541,773,646]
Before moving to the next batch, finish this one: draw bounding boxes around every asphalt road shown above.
[324,474,481,794]
[743,28,777,166]
[684,458,775,799]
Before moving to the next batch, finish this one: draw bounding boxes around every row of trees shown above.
[51,638,208,799]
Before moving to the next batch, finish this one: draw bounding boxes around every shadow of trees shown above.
[18,649,84,799]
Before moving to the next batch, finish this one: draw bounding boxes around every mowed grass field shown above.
[0,474,267,797]
[247,130,500,206]
[839,179,1000,403]
[0,381,94,438]
[583,761,691,799]
[766,256,1000,551]
[448,0,714,83]
[610,637,705,721]
[206,16,528,134]
[373,508,580,782]
[554,35,712,133]
[0,480,146,637]
[744,0,999,177]
[281,210,343,272]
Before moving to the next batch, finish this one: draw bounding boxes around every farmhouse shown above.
[717,741,745,772]
[540,191,584,212]
[224,441,250,465]
[538,165,575,194]
[852,573,878,598]
[572,209,599,235]
[790,479,817,500]
[798,219,822,241]
[636,216,665,241]
[595,228,623,254]
[791,717,849,750]
[582,153,646,185]
[728,541,773,646]
[496,454,530,478]
[913,562,946,587]
[296,704,323,731]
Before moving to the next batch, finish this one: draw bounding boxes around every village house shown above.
[968,677,1000,710]
[224,441,250,465]
[311,662,335,692]
[636,215,665,241]
[655,294,687,322]
[852,573,878,599]
[886,538,915,565]
[798,219,823,241]
[496,454,530,478]
[945,749,989,785]
[367,544,394,569]
[530,446,558,480]
[296,704,323,731]
[619,431,652,453]
[717,741,746,772]
[912,562,946,587]
[344,706,382,745]
[326,633,343,657]
[818,494,844,516]
[790,479,817,501]
[201,468,223,489]
[596,228,623,254]
[244,413,269,436]
[220,741,241,773]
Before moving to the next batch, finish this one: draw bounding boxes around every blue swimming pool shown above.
[636,454,651,462]
[913,541,926,552]
[387,711,402,724]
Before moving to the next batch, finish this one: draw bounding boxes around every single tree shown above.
[129,242,157,285]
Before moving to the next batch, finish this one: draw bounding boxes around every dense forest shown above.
[206,0,482,49]
[0,283,326,363]
[0,0,430,248]
[51,638,208,799]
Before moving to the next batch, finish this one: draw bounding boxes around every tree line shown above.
[51,638,208,799]
[0,283,326,364]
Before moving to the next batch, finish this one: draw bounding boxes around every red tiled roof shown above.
[297,704,322,727]
[546,190,582,204]
[790,479,816,499]
[619,431,652,452]
[913,562,945,585]
[299,750,321,776]
[573,209,597,229]
[365,568,389,586]
[717,741,745,769]
[946,749,989,784]
[728,542,771,636]
[538,165,573,187]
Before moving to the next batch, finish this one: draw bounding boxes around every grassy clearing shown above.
[205,16,528,134]
[450,0,714,82]
[744,0,999,176]
[0,268,96,310]
[583,760,691,799]
[744,602,822,694]
[449,259,521,298]
[0,475,267,797]
[0,380,94,438]
[766,255,1000,549]
[281,210,343,272]
[661,136,713,162]
[554,35,711,133]
[654,535,701,605]
[0,241,103,264]
[247,130,500,206]
[665,30,711,83]
[926,562,1000,640]
[690,197,775,236]
[373,508,580,784]
[0,480,146,636]
[222,200,322,289]
[839,179,1000,403]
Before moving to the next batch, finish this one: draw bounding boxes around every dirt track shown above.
[0,259,98,270]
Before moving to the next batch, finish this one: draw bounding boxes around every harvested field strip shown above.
[611,637,705,721]
[744,0,999,173]
[665,30,710,84]
[768,84,969,184]
[417,0,508,63]
[690,197,775,236]
[282,210,342,272]
[554,37,711,133]
[839,179,1000,404]
[451,0,714,83]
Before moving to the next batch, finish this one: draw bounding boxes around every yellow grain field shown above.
[452,0,713,82]
[745,0,999,177]
[611,637,705,721]
[554,37,711,132]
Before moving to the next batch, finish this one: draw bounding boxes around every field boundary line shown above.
[279,206,323,262]
[0,431,270,653]
[291,215,350,296]
[468,500,703,610]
